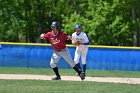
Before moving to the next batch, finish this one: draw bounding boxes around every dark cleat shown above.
[77,72,86,77]
[83,72,86,77]
[79,72,85,80]
[52,76,61,80]
[76,73,79,76]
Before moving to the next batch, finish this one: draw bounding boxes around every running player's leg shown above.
[61,48,85,80]
[50,52,61,80]
[74,48,82,71]
[61,48,75,67]
[81,47,88,75]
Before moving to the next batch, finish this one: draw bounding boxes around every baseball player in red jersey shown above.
[40,22,85,80]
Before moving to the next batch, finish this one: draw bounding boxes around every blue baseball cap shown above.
[75,25,81,29]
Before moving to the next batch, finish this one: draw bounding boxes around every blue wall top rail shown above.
[1,42,140,49]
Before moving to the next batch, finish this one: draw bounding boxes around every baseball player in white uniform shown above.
[72,24,89,76]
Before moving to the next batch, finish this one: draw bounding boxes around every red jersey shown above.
[43,31,69,51]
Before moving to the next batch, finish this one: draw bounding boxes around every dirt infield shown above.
[0,74,140,84]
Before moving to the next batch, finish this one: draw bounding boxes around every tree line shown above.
[0,0,140,46]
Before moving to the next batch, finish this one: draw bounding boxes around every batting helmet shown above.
[75,24,81,29]
[51,22,59,28]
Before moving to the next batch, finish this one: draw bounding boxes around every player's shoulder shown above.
[44,31,52,37]
[81,32,86,34]
[81,32,87,36]
[59,31,64,34]
[46,31,52,34]
[58,31,68,37]
[72,32,77,36]
[59,31,66,35]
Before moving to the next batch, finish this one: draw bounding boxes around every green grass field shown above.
[0,80,140,93]
[0,67,140,78]
[0,67,140,93]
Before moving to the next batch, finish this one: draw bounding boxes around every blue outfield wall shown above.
[0,42,140,71]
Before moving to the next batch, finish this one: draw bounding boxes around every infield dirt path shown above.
[0,74,140,84]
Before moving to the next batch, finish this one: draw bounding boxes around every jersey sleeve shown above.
[62,32,69,40]
[71,33,75,44]
[43,32,50,40]
[83,33,89,43]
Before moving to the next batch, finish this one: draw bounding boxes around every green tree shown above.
[0,0,25,42]
[62,0,138,46]
[0,0,140,46]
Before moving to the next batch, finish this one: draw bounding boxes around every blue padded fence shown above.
[0,43,140,71]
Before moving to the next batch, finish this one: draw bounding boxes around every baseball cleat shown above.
[76,73,79,76]
[76,72,86,77]
[79,72,85,80]
[52,76,61,80]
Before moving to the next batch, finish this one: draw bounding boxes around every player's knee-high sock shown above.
[83,64,86,73]
[52,67,60,77]
[76,63,82,71]
[73,66,81,75]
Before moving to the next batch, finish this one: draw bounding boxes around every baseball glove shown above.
[73,40,81,46]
